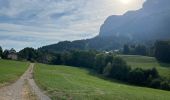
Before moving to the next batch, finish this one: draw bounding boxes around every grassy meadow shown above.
[120,55,170,78]
[0,59,29,87]
[34,63,170,100]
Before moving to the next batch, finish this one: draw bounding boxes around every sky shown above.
[0,0,145,51]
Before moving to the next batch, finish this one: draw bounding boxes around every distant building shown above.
[114,49,120,53]
[7,48,18,60]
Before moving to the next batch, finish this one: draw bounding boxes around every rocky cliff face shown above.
[99,0,170,41]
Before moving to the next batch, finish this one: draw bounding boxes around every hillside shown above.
[34,63,170,100]
[100,0,170,41]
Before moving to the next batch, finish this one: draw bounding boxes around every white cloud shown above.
[0,0,145,50]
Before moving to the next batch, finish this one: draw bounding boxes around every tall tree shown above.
[123,44,130,54]
[135,45,147,56]
[155,41,170,63]
[0,46,2,57]
[18,47,38,61]
[2,49,9,59]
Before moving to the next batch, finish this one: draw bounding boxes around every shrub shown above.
[149,78,162,88]
[128,68,146,85]
[103,62,112,77]
[109,57,131,81]
[160,80,170,90]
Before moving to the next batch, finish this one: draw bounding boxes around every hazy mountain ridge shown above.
[99,0,170,40]
[39,35,132,52]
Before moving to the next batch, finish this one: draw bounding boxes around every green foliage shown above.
[34,64,170,100]
[94,53,113,74]
[155,41,170,63]
[0,46,2,57]
[69,50,96,68]
[18,47,38,61]
[0,59,28,86]
[39,35,128,53]
[123,44,147,56]
[128,68,146,85]
[120,55,170,78]
[149,78,162,88]
[39,50,169,91]
[128,67,160,86]
[2,49,9,59]
[109,57,131,81]
[123,44,130,54]
[149,68,159,78]
[160,81,170,90]
[103,62,112,77]
[15,47,170,91]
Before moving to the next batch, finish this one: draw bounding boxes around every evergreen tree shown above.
[155,41,170,63]
[0,46,2,57]
[123,44,130,54]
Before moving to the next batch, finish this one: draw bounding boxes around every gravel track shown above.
[0,63,51,100]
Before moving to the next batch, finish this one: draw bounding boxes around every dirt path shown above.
[0,63,51,100]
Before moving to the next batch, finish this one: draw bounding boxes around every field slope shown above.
[34,63,170,100]
[120,55,170,78]
[0,59,29,87]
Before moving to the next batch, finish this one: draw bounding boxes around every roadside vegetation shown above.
[0,59,29,87]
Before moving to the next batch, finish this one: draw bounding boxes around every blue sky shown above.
[0,0,144,51]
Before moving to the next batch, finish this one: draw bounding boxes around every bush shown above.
[103,62,112,77]
[109,57,131,81]
[128,68,146,85]
[149,78,162,88]
[149,68,159,78]
[160,81,170,90]
[94,54,106,73]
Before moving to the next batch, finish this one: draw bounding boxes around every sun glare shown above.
[120,0,133,4]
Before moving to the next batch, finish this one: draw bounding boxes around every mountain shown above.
[39,35,131,52]
[99,0,170,41]
[40,0,170,52]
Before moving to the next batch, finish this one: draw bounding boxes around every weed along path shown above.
[0,63,51,100]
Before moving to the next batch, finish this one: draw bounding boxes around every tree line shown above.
[16,48,170,91]
[1,40,170,91]
[123,40,170,63]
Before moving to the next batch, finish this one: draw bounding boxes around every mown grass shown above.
[0,59,29,87]
[34,63,170,100]
[119,55,170,78]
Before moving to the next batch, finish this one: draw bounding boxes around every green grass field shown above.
[34,63,170,100]
[119,55,170,78]
[0,59,29,87]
